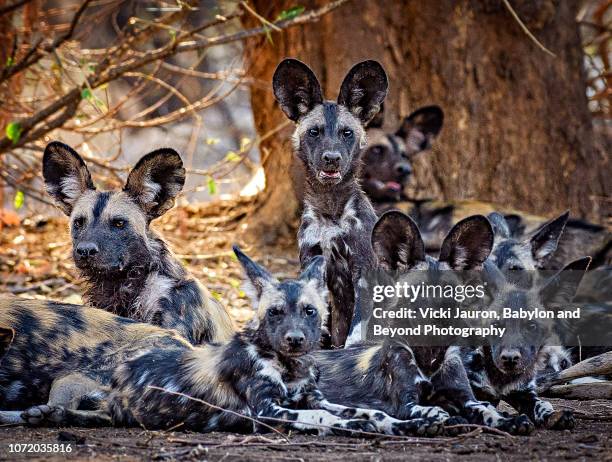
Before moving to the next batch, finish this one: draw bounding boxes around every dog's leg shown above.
[433,348,534,435]
[21,374,111,427]
[505,389,575,430]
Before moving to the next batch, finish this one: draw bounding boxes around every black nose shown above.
[501,351,521,365]
[395,163,412,176]
[285,332,305,347]
[76,242,99,258]
[322,151,341,165]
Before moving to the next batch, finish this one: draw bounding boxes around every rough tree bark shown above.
[243,0,607,244]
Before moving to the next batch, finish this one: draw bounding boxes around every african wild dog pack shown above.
[0,56,608,439]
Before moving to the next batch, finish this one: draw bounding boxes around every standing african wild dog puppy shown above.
[314,212,535,435]
[460,257,591,430]
[0,250,437,437]
[42,141,234,344]
[361,104,444,204]
[273,58,388,347]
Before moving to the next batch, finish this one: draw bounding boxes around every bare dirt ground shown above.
[0,399,611,461]
[1,201,611,461]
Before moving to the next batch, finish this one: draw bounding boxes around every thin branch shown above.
[0,0,94,82]
[502,0,556,57]
[147,386,289,441]
[0,0,350,155]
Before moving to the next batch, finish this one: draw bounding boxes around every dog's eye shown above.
[527,321,538,331]
[112,219,125,229]
[342,129,353,138]
[303,306,317,316]
[268,307,282,317]
[308,128,320,137]
[73,217,86,229]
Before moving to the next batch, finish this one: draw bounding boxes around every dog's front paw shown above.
[442,415,470,436]
[21,405,66,426]
[497,414,535,436]
[331,419,377,437]
[544,410,575,430]
[391,417,444,437]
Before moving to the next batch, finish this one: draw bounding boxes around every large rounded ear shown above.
[338,60,388,125]
[43,141,95,215]
[123,148,185,220]
[233,245,277,302]
[372,211,425,271]
[273,58,323,122]
[540,256,590,304]
[439,215,494,270]
[529,211,569,265]
[396,105,444,155]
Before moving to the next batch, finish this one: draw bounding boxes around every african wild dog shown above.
[361,104,444,204]
[0,249,438,437]
[42,141,234,344]
[314,212,535,435]
[0,295,190,426]
[273,58,387,347]
[460,257,591,430]
[487,211,569,272]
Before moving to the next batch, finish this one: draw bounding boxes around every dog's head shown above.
[234,246,328,357]
[362,105,444,201]
[273,58,388,187]
[43,141,185,275]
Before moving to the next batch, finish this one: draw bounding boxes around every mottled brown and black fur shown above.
[0,295,189,425]
[0,250,439,437]
[461,257,590,430]
[314,212,535,435]
[273,58,388,347]
[42,141,234,344]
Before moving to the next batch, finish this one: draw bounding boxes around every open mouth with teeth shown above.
[318,170,342,181]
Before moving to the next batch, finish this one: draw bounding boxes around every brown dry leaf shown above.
[0,209,20,228]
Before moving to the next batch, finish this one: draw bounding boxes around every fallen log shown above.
[536,351,612,393]
[542,382,612,400]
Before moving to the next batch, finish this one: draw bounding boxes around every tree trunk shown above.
[243,0,606,244]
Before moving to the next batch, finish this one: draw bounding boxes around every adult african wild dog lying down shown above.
[0,248,439,436]
[273,58,387,347]
[42,141,234,344]
[361,103,444,204]
[460,257,591,430]
[313,212,536,435]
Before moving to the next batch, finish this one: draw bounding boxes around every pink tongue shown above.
[385,181,402,192]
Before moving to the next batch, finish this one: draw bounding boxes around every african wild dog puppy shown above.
[42,141,234,344]
[273,58,388,347]
[361,104,444,204]
[461,257,591,430]
[487,211,569,272]
[314,212,535,435]
[1,250,436,437]
[488,212,576,380]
